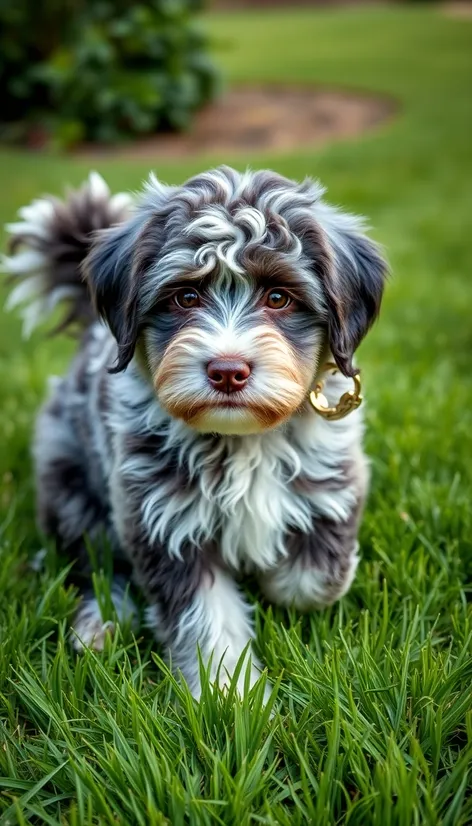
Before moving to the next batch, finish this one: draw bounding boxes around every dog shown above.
[4,166,387,697]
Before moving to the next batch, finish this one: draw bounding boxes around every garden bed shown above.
[78,84,395,159]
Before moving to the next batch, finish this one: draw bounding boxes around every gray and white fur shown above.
[3,167,387,697]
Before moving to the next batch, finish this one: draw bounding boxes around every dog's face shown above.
[146,274,324,435]
[85,167,387,435]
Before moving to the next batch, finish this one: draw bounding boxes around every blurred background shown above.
[0,0,471,553]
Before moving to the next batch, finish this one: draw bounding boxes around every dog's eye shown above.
[265,290,291,310]
[175,288,200,309]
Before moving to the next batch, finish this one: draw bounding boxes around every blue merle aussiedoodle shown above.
[4,166,387,696]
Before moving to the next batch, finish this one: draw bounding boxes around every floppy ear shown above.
[83,175,172,373]
[316,208,388,377]
[83,219,143,373]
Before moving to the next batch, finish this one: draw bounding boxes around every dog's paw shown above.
[71,586,139,652]
[71,601,115,652]
[213,656,273,705]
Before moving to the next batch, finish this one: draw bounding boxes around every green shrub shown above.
[0,0,219,146]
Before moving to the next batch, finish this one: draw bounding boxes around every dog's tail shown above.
[2,172,132,337]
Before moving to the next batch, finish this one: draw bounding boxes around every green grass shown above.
[1,4,472,824]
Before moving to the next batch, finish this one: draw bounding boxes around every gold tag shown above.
[309,362,362,421]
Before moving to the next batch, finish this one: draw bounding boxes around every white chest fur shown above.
[204,433,313,571]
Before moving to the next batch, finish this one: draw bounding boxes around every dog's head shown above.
[84,167,387,435]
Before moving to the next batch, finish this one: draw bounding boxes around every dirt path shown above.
[443,1,472,17]
[78,85,395,160]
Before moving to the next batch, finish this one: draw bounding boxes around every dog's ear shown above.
[84,219,143,372]
[83,176,171,373]
[315,207,388,377]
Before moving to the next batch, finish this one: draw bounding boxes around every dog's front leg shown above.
[139,549,263,698]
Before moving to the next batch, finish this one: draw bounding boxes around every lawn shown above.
[1,4,472,824]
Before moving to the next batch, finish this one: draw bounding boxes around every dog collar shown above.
[309,362,362,421]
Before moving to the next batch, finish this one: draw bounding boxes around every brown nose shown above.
[207,359,251,394]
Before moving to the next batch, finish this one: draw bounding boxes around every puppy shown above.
[4,167,387,696]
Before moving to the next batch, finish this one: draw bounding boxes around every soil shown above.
[79,85,395,160]
[213,1,369,8]
[443,1,472,17]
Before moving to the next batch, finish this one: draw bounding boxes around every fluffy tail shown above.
[2,172,132,337]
